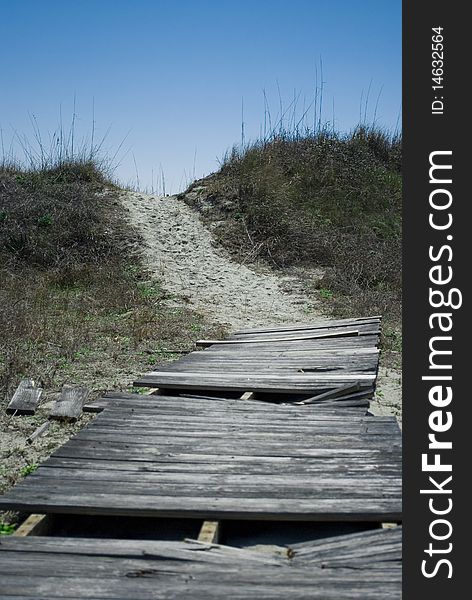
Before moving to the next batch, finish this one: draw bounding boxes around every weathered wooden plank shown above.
[196,329,360,347]
[23,469,401,500]
[231,323,379,340]
[201,334,379,350]
[74,420,398,434]
[0,490,402,521]
[194,353,375,364]
[42,456,401,475]
[234,316,382,334]
[294,382,363,405]
[0,579,401,600]
[97,391,377,414]
[6,379,43,416]
[154,360,378,374]
[49,386,89,420]
[134,371,376,393]
[290,526,402,566]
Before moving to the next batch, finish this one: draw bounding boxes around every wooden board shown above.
[0,394,401,522]
[134,371,375,393]
[289,525,402,566]
[230,323,380,340]
[0,531,401,599]
[49,386,89,420]
[234,316,382,335]
[6,379,43,416]
[196,329,361,347]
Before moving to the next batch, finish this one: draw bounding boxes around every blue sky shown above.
[1,0,401,193]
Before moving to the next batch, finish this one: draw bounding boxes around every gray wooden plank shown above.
[42,456,401,475]
[0,490,402,521]
[49,386,89,420]
[133,371,375,393]
[294,383,363,405]
[196,329,361,347]
[6,379,43,415]
[230,323,379,340]
[234,316,382,334]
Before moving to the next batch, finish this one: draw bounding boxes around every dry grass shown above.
[0,163,218,400]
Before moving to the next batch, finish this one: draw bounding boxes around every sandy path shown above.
[121,191,321,329]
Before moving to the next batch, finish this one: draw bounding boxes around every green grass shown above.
[0,521,16,535]
[19,463,38,477]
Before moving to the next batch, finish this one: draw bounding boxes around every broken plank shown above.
[49,386,89,421]
[296,383,363,405]
[234,316,382,334]
[6,379,43,416]
[196,329,360,347]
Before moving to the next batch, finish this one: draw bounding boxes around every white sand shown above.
[121,191,321,329]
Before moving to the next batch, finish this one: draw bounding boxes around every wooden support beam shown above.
[196,330,360,348]
[197,520,220,544]
[13,514,52,537]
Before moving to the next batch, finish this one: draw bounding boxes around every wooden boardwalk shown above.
[0,316,402,597]
[0,393,401,521]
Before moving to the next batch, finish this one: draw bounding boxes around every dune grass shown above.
[183,126,402,357]
[0,158,216,403]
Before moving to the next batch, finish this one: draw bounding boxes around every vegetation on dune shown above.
[0,158,215,403]
[183,126,402,355]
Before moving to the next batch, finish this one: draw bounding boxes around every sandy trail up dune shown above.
[121,191,322,330]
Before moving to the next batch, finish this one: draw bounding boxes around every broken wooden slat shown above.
[49,386,89,421]
[0,534,400,598]
[234,316,382,335]
[296,382,362,405]
[6,379,43,416]
[134,371,375,395]
[196,330,360,347]
[26,421,50,444]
